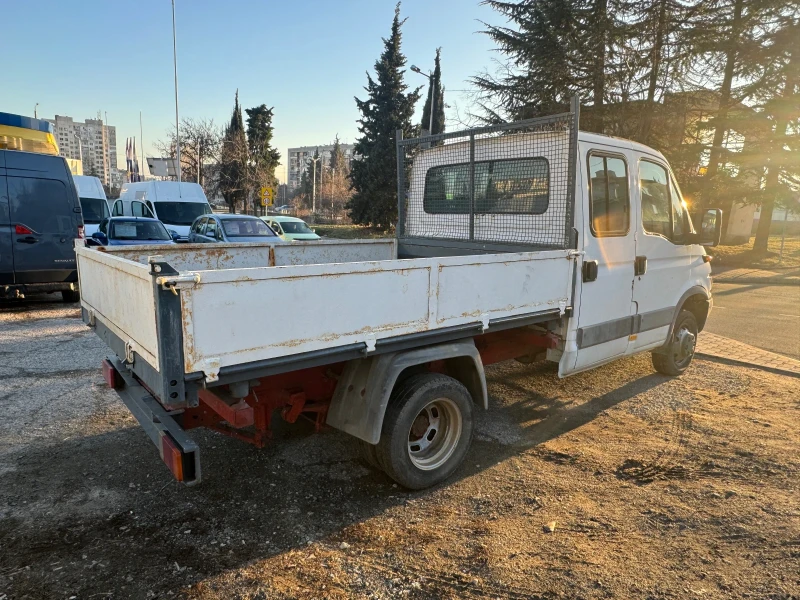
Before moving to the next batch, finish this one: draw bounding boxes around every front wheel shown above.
[376,373,474,490]
[652,310,698,376]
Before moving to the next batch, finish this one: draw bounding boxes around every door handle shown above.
[582,260,599,282]
[17,236,38,244]
[635,256,647,276]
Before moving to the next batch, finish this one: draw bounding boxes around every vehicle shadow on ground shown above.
[0,361,670,598]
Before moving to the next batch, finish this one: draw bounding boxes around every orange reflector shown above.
[160,433,185,482]
[101,359,122,389]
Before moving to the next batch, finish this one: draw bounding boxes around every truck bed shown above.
[76,239,574,392]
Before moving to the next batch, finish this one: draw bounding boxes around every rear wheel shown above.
[652,310,698,376]
[61,289,80,303]
[376,373,474,490]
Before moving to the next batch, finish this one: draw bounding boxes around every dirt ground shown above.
[1,299,798,600]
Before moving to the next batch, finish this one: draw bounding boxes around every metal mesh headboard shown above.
[397,98,579,250]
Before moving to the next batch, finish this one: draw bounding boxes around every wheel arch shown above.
[656,285,710,354]
[326,339,487,444]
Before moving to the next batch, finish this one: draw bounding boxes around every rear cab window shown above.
[423,157,549,214]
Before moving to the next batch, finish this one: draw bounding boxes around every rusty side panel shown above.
[75,246,160,370]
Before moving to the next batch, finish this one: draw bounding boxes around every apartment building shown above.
[287,143,354,190]
[46,115,118,186]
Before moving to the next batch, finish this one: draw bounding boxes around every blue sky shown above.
[4,0,499,182]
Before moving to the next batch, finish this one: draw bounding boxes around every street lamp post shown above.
[34,103,39,119]
[307,152,321,214]
[411,65,435,135]
[171,0,182,182]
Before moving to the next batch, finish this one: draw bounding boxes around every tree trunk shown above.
[704,0,744,183]
[591,0,609,133]
[753,39,798,252]
[639,0,668,143]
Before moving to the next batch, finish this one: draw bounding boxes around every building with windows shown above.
[287,143,354,190]
[46,115,118,186]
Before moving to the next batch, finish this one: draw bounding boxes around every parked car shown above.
[189,214,285,243]
[112,181,212,242]
[89,217,178,246]
[73,175,110,238]
[1,149,83,301]
[262,215,321,241]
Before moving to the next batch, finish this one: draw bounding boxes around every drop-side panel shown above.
[181,250,572,375]
[436,254,571,326]
[76,246,159,369]
[97,239,397,271]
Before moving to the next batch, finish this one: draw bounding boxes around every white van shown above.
[73,175,110,237]
[112,181,213,242]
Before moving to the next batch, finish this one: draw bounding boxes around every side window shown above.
[205,218,218,237]
[423,158,550,214]
[112,200,124,216]
[132,201,149,218]
[588,153,629,236]
[639,160,683,242]
[196,217,208,234]
[99,219,107,234]
[8,177,73,234]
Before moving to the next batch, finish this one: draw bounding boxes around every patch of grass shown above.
[314,224,393,240]
[708,234,800,268]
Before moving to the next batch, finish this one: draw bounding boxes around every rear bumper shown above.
[104,358,201,485]
[1,281,77,298]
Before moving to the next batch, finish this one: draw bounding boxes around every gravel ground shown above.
[0,298,798,600]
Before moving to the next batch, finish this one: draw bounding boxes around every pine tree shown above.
[217,90,248,213]
[472,0,577,122]
[300,149,322,207]
[750,9,800,251]
[347,3,422,228]
[420,48,446,135]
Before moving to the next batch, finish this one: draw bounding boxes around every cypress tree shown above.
[420,48,446,135]
[245,104,281,194]
[329,135,347,174]
[218,90,248,213]
[347,3,422,228]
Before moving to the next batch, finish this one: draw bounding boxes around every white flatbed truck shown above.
[76,102,721,488]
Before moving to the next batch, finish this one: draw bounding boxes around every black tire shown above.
[61,289,80,303]
[358,439,382,471]
[376,373,474,490]
[652,310,698,376]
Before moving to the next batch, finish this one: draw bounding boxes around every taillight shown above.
[78,225,85,239]
[15,224,33,235]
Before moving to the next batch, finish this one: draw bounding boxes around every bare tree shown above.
[155,117,221,194]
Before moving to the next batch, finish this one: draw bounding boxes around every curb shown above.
[711,277,800,286]
[696,352,800,378]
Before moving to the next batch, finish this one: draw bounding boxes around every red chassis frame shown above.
[177,328,558,447]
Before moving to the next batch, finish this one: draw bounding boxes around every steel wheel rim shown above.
[407,397,462,471]
[673,325,696,367]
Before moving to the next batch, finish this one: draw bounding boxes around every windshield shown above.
[279,220,313,234]
[110,220,171,241]
[80,197,110,224]
[154,202,212,225]
[222,218,276,237]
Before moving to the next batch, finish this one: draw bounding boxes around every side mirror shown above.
[92,231,108,245]
[690,208,722,247]
[169,230,180,242]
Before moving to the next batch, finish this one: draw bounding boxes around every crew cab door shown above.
[629,159,692,350]
[562,145,635,375]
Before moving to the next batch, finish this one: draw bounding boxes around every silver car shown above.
[188,214,285,243]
